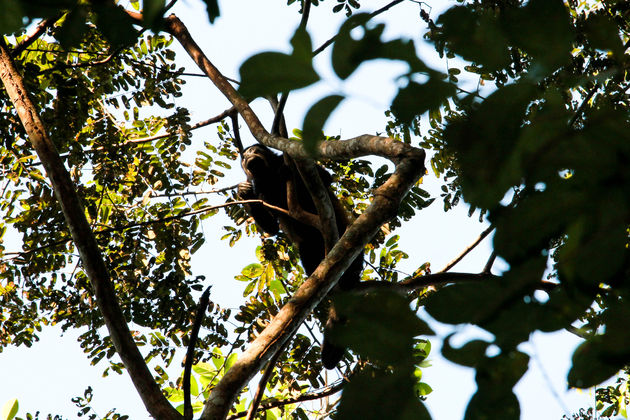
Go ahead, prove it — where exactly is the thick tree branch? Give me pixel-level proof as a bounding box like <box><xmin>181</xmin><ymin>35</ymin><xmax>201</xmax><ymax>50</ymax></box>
<box><xmin>0</xmin><ymin>39</ymin><xmax>182</xmax><ymax>420</ymax></box>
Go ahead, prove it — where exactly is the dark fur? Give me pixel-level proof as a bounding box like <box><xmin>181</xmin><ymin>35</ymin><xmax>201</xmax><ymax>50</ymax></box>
<box><xmin>237</xmin><ymin>144</ymin><xmax>362</xmax><ymax>368</ymax></box>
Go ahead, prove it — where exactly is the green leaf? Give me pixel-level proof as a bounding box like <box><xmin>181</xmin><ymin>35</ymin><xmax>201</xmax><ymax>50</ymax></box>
<box><xmin>330</xmin><ymin>290</ymin><xmax>433</xmax><ymax>366</ymax></box>
<box><xmin>583</xmin><ymin>13</ymin><xmax>624</xmax><ymax>57</ymax></box>
<box><xmin>443</xmin><ymin>82</ymin><xmax>537</xmax><ymax>209</ymax></box>
<box><xmin>502</xmin><ymin>0</ymin><xmax>572</xmax><ymax>69</ymax></box>
<box><xmin>1</xmin><ymin>398</ymin><xmax>18</xmax><ymax>420</ymax></box>
<box><xmin>225</xmin><ymin>353</ymin><xmax>238</xmax><ymax>370</ymax></box>
<box><xmin>337</xmin><ymin>369</ymin><xmax>432</xmax><ymax>420</ymax></box>
<box><xmin>58</xmin><ymin>5</ymin><xmax>89</xmax><ymax>48</ymax></box>
<box><xmin>441</xmin><ymin>337</ymin><xmax>490</xmax><ymax>368</ymax></box>
<box><xmin>302</xmin><ymin>95</ymin><xmax>344</xmax><ymax>156</ymax></box>
<box><xmin>332</xmin><ymin>13</ymin><xmax>426</xmax><ymax>80</ymax></box>
<box><xmin>241</xmin><ymin>263</ymin><xmax>263</xmax><ymax>278</ymax></box>
<box><xmin>568</xmin><ymin>339</ymin><xmax>625</xmax><ymax>389</ymax></box>
<box><xmin>437</xmin><ymin>6</ymin><xmax>510</xmax><ymax>71</ymax></box>
<box><xmin>0</xmin><ymin>0</ymin><xmax>23</xmax><ymax>35</ymax></box>
<box><xmin>238</xmin><ymin>28</ymin><xmax>319</xmax><ymax>99</ymax></box>
<box><xmin>142</xmin><ymin>0</ymin><xmax>166</xmax><ymax>31</ymax></box>
<box><xmin>465</xmin><ymin>351</ymin><xmax>528</xmax><ymax>419</ymax></box>
<box><xmin>465</xmin><ymin>388</ymin><xmax>520</xmax><ymax>420</ymax></box>
<box><xmin>392</xmin><ymin>78</ymin><xmax>455</xmax><ymax>124</ymax></box>
<box><xmin>93</xmin><ymin>4</ymin><xmax>138</xmax><ymax>47</ymax></box>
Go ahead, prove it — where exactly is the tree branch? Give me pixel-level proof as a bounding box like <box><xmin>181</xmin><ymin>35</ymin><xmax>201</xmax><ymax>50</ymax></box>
<box><xmin>12</xmin><ymin>14</ymin><xmax>63</xmax><ymax>57</ymax></box>
<box><xmin>312</xmin><ymin>0</ymin><xmax>405</xmax><ymax>56</ymax></box>
<box><xmin>185</xmin><ymin>286</ymin><xmax>212</xmax><ymax>420</ymax></box>
<box><xmin>0</xmin><ymin>39</ymin><xmax>182</xmax><ymax>420</ymax></box>
<box><xmin>295</xmin><ymin>159</ymin><xmax>339</xmax><ymax>252</ymax></box>
<box><xmin>244</xmin><ymin>346</ymin><xmax>283</xmax><ymax>420</ymax></box>
<box><xmin>227</xmin><ymin>380</ymin><xmax>346</xmax><ymax>420</ymax></box>
<box><xmin>439</xmin><ymin>225</ymin><xmax>494</xmax><ymax>273</ymax></box>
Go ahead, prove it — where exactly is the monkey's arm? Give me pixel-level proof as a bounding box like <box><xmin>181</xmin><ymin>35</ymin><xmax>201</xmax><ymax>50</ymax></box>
<box><xmin>237</xmin><ymin>181</ymin><xmax>280</xmax><ymax>235</ymax></box>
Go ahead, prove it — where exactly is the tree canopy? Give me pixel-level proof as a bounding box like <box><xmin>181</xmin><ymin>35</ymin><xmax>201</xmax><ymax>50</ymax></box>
<box><xmin>0</xmin><ymin>0</ymin><xmax>628</xmax><ymax>419</ymax></box>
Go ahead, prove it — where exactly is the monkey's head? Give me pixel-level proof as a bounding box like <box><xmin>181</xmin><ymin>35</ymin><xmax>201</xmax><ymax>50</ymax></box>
<box><xmin>241</xmin><ymin>145</ymin><xmax>278</xmax><ymax>179</ymax></box>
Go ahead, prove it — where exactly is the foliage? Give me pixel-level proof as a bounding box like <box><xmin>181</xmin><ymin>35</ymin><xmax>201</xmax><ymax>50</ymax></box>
<box><xmin>0</xmin><ymin>0</ymin><xmax>629</xmax><ymax>419</ymax></box>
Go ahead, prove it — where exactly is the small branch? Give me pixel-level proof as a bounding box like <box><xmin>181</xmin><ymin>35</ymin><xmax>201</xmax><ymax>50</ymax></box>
<box><xmin>269</xmin><ymin>94</ymin><xmax>289</xmax><ymax>138</ymax></box>
<box><xmin>244</xmin><ymin>347</ymin><xmax>283</xmax><ymax>420</ymax></box>
<box><xmin>482</xmin><ymin>251</ymin><xmax>497</xmax><ymax>274</ymax></box>
<box><xmin>231</xmin><ymin>112</ymin><xmax>244</xmax><ymax>154</ymax></box>
<box><xmin>299</xmin><ymin>0</ymin><xmax>312</xmax><ymax>30</ymax></box>
<box><xmin>357</xmin><ymin>272</ymin><xmax>558</xmax><ymax>294</ymax></box>
<box><xmin>439</xmin><ymin>225</ymin><xmax>494</xmax><ymax>273</ymax></box>
<box><xmin>126</xmin><ymin>107</ymin><xmax>235</xmax><ymax>145</ymax></box>
<box><xmin>13</xmin><ymin>15</ymin><xmax>63</xmax><ymax>56</ymax></box>
<box><xmin>312</xmin><ymin>0</ymin><xmax>404</xmax><ymax>56</ymax></box>
<box><xmin>185</xmin><ymin>286</ymin><xmax>212</xmax><ymax>420</ymax></box>
<box><xmin>227</xmin><ymin>380</ymin><xmax>346</xmax><ymax>420</ymax></box>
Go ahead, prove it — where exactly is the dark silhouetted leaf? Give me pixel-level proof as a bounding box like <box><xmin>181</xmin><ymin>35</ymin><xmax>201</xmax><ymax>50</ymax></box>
<box><xmin>302</xmin><ymin>95</ymin><xmax>344</xmax><ymax>156</ymax></box>
<box><xmin>392</xmin><ymin>78</ymin><xmax>455</xmax><ymax>124</ymax></box>
<box><xmin>201</xmin><ymin>0</ymin><xmax>220</xmax><ymax>23</ymax></box>
<box><xmin>239</xmin><ymin>28</ymin><xmax>319</xmax><ymax>99</ymax></box>
<box><xmin>330</xmin><ymin>290</ymin><xmax>433</xmax><ymax>366</ymax></box>
<box><xmin>337</xmin><ymin>369</ymin><xmax>432</xmax><ymax>420</ymax></box>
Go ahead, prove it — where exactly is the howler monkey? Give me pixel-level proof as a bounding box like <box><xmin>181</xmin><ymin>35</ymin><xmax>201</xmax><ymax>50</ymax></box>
<box><xmin>237</xmin><ymin>144</ymin><xmax>362</xmax><ymax>369</ymax></box>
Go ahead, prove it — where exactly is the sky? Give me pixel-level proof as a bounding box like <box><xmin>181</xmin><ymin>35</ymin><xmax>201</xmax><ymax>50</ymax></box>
<box><xmin>0</xmin><ymin>0</ymin><xmax>601</xmax><ymax>419</ymax></box>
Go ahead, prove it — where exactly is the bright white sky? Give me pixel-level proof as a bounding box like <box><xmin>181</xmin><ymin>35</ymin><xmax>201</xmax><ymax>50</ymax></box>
<box><xmin>0</xmin><ymin>0</ymin><xmax>596</xmax><ymax>419</ymax></box>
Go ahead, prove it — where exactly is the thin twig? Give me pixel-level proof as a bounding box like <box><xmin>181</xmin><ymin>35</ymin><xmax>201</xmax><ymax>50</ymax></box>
<box><xmin>244</xmin><ymin>348</ymin><xmax>283</xmax><ymax>420</ymax></box>
<box><xmin>482</xmin><ymin>251</ymin><xmax>497</xmax><ymax>274</ymax></box>
<box><xmin>126</xmin><ymin>107</ymin><xmax>235</xmax><ymax>145</ymax></box>
<box><xmin>439</xmin><ymin>225</ymin><xmax>494</xmax><ymax>273</ymax></box>
<box><xmin>184</xmin><ymin>286</ymin><xmax>212</xmax><ymax>420</ymax></box>
<box><xmin>227</xmin><ymin>380</ymin><xmax>346</xmax><ymax>420</ymax></box>
<box><xmin>231</xmin><ymin>112</ymin><xmax>244</xmax><ymax>154</ymax></box>
<box><xmin>312</xmin><ymin>0</ymin><xmax>404</xmax><ymax>56</ymax></box>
